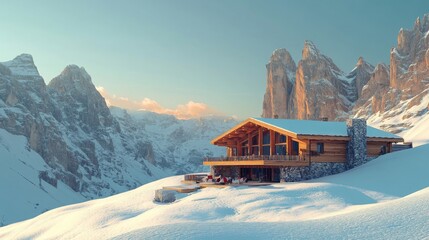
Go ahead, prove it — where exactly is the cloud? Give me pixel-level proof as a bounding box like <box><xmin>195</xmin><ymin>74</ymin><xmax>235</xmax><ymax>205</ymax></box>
<box><xmin>96</xmin><ymin>86</ymin><xmax>221</xmax><ymax>119</ymax></box>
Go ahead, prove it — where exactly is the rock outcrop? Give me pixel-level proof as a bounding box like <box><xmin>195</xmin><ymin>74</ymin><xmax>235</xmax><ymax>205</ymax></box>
<box><xmin>263</xmin><ymin>41</ymin><xmax>354</xmax><ymax>120</ymax></box>
<box><xmin>354</xmin><ymin>14</ymin><xmax>429</xmax><ymax>133</ymax></box>
<box><xmin>0</xmin><ymin>55</ymin><xmax>237</xmax><ymax>199</ymax></box>
<box><xmin>262</xmin><ymin>49</ymin><xmax>296</xmax><ymax>118</ymax></box>
<box><xmin>262</xmin><ymin>14</ymin><xmax>429</xmax><ymax>134</ymax></box>
<box><xmin>347</xmin><ymin>57</ymin><xmax>375</xmax><ymax>100</ymax></box>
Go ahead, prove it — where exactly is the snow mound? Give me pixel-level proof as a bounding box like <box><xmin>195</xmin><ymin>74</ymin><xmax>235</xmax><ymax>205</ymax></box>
<box><xmin>1</xmin><ymin>144</ymin><xmax>429</xmax><ymax>239</ymax></box>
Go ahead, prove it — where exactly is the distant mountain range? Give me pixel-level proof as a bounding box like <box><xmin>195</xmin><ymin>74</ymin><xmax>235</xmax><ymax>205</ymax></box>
<box><xmin>262</xmin><ymin>14</ymin><xmax>429</xmax><ymax>136</ymax></box>
<box><xmin>0</xmin><ymin>55</ymin><xmax>236</xmax><ymax>224</ymax></box>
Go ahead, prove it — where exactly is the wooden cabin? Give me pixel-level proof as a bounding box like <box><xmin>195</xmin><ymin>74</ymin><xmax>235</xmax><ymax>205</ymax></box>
<box><xmin>203</xmin><ymin>118</ymin><xmax>404</xmax><ymax>182</ymax></box>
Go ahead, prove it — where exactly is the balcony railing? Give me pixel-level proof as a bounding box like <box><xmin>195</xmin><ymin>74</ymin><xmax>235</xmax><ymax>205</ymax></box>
<box><xmin>204</xmin><ymin>154</ymin><xmax>307</xmax><ymax>162</ymax></box>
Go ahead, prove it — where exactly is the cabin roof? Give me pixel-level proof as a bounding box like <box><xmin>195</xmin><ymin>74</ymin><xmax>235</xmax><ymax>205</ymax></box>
<box><xmin>211</xmin><ymin>117</ymin><xmax>403</xmax><ymax>145</ymax></box>
<box><xmin>253</xmin><ymin>118</ymin><xmax>401</xmax><ymax>139</ymax></box>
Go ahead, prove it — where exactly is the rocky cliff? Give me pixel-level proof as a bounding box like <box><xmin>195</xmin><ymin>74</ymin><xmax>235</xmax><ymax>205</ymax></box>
<box><xmin>262</xmin><ymin>14</ymin><xmax>429</xmax><ymax>135</ymax></box>
<box><xmin>262</xmin><ymin>49</ymin><xmax>296</xmax><ymax>119</ymax></box>
<box><xmin>0</xmin><ymin>56</ymin><xmax>236</xmax><ymax>200</ymax></box>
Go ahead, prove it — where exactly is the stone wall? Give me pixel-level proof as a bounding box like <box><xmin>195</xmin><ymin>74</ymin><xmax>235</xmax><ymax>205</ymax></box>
<box><xmin>280</xmin><ymin>162</ymin><xmax>346</xmax><ymax>182</ymax></box>
<box><xmin>346</xmin><ymin>118</ymin><xmax>367</xmax><ymax>169</ymax></box>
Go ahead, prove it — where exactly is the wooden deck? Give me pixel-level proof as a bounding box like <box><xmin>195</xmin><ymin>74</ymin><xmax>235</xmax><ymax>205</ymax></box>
<box><xmin>203</xmin><ymin>159</ymin><xmax>310</xmax><ymax>167</ymax></box>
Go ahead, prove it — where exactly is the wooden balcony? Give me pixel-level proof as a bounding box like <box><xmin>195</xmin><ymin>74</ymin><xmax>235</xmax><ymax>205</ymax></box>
<box><xmin>203</xmin><ymin>155</ymin><xmax>310</xmax><ymax>167</ymax></box>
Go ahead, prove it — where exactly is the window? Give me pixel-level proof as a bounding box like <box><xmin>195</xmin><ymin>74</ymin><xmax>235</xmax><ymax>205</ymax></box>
<box><xmin>262</xmin><ymin>146</ymin><xmax>270</xmax><ymax>155</ymax></box>
<box><xmin>252</xmin><ymin>146</ymin><xmax>259</xmax><ymax>155</ymax></box>
<box><xmin>276</xmin><ymin>145</ymin><xmax>286</xmax><ymax>155</ymax></box>
<box><xmin>316</xmin><ymin>143</ymin><xmax>324</xmax><ymax>154</ymax></box>
<box><xmin>252</xmin><ymin>135</ymin><xmax>258</xmax><ymax>145</ymax></box>
<box><xmin>279</xmin><ymin>134</ymin><xmax>287</xmax><ymax>143</ymax></box>
<box><xmin>263</xmin><ymin>132</ymin><xmax>270</xmax><ymax>144</ymax></box>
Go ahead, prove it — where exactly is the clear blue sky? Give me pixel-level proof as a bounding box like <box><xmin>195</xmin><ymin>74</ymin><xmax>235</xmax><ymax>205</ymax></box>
<box><xmin>1</xmin><ymin>1</ymin><xmax>428</xmax><ymax>118</ymax></box>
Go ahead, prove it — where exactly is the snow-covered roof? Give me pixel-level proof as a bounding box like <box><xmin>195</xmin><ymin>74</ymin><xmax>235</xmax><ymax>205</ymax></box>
<box><xmin>252</xmin><ymin>117</ymin><xmax>402</xmax><ymax>139</ymax></box>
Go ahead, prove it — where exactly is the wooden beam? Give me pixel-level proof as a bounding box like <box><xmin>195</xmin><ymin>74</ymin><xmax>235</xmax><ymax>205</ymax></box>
<box><xmin>248</xmin><ymin>133</ymin><xmax>252</xmax><ymax>155</ymax></box>
<box><xmin>270</xmin><ymin>130</ymin><xmax>275</xmax><ymax>156</ymax></box>
<box><xmin>367</xmin><ymin>137</ymin><xmax>404</xmax><ymax>142</ymax></box>
<box><xmin>250</xmin><ymin>118</ymin><xmax>299</xmax><ymax>138</ymax></box>
<box><xmin>203</xmin><ymin>160</ymin><xmax>310</xmax><ymax>167</ymax></box>
<box><xmin>258</xmin><ymin>127</ymin><xmax>263</xmax><ymax>156</ymax></box>
<box><xmin>287</xmin><ymin>136</ymin><xmax>292</xmax><ymax>155</ymax></box>
<box><xmin>299</xmin><ymin>135</ymin><xmax>350</xmax><ymax>141</ymax></box>
<box><xmin>237</xmin><ymin>142</ymin><xmax>242</xmax><ymax>156</ymax></box>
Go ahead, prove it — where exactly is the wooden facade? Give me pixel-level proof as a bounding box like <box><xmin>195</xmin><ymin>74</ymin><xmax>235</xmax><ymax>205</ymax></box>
<box><xmin>203</xmin><ymin>118</ymin><xmax>404</xmax><ymax>181</ymax></box>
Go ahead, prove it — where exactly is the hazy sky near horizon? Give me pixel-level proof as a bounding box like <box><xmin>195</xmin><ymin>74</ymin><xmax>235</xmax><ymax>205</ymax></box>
<box><xmin>1</xmin><ymin>1</ymin><xmax>429</xmax><ymax>119</ymax></box>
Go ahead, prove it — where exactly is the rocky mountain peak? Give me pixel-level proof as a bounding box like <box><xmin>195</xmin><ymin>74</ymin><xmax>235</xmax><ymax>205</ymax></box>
<box><xmin>347</xmin><ymin>57</ymin><xmax>374</xmax><ymax>100</ymax></box>
<box><xmin>262</xmin><ymin>48</ymin><xmax>297</xmax><ymax>119</ymax></box>
<box><xmin>48</xmin><ymin>65</ymin><xmax>94</xmax><ymax>95</ymax></box>
<box><xmin>1</xmin><ymin>53</ymin><xmax>40</xmax><ymax>76</ymax></box>
<box><xmin>414</xmin><ymin>16</ymin><xmax>421</xmax><ymax>30</ymax></box>
<box><xmin>413</xmin><ymin>14</ymin><xmax>429</xmax><ymax>33</ymax></box>
<box><xmin>353</xmin><ymin>57</ymin><xmax>374</xmax><ymax>72</ymax></box>
<box><xmin>356</xmin><ymin>57</ymin><xmax>365</xmax><ymax>66</ymax></box>
<box><xmin>269</xmin><ymin>48</ymin><xmax>296</xmax><ymax>71</ymax></box>
<box><xmin>302</xmin><ymin>40</ymin><xmax>320</xmax><ymax>60</ymax></box>
<box><xmin>60</xmin><ymin>65</ymin><xmax>92</xmax><ymax>83</ymax></box>
<box><xmin>372</xmin><ymin>63</ymin><xmax>390</xmax><ymax>84</ymax></box>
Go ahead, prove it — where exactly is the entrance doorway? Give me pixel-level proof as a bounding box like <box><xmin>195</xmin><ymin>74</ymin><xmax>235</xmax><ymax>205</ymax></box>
<box><xmin>240</xmin><ymin>167</ymin><xmax>278</xmax><ymax>182</ymax></box>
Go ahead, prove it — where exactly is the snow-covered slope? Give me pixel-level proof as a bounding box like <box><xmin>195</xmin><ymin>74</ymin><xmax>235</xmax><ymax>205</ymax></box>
<box><xmin>0</xmin><ymin>129</ymin><xmax>85</xmax><ymax>226</ymax></box>
<box><xmin>1</xmin><ymin>144</ymin><xmax>428</xmax><ymax>239</ymax></box>
<box><xmin>0</xmin><ymin>54</ymin><xmax>237</xmax><ymax>226</ymax></box>
<box><xmin>366</xmin><ymin>91</ymin><xmax>429</xmax><ymax>146</ymax></box>
<box><xmin>401</xmin><ymin>112</ymin><xmax>429</xmax><ymax>146</ymax></box>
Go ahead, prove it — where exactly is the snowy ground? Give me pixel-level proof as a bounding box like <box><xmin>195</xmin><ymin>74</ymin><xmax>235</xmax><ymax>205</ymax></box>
<box><xmin>1</xmin><ymin>144</ymin><xmax>428</xmax><ymax>239</ymax></box>
<box><xmin>0</xmin><ymin>129</ymin><xmax>85</xmax><ymax>226</ymax></box>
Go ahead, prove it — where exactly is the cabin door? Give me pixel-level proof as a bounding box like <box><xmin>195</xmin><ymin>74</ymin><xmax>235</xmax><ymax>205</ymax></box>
<box><xmin>272</xmin><ymin>168</ymin><xmax>280</xmax><ymax>182</ymax></box>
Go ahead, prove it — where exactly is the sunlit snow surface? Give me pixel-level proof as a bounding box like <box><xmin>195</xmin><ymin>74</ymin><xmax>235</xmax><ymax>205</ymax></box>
<box><xmin>1</xmin><ymin>144</ymin><xmax>429</xmax><ymax>239</ymax></box>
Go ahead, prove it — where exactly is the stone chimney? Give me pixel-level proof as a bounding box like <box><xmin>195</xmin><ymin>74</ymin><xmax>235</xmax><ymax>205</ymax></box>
<box><xmin>346</xmin><ymin>118</ymin><xmax>367</xmax><ymax>169</ymax></box>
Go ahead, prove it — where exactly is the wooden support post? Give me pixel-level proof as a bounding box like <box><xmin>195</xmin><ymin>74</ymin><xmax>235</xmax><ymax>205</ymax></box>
<box><xmin>237</xmin><ymin>142</ymin><xmax>242</xmax><ymax>156</ymax></box>
<box><xmin>270</xmin><ymin>130</ymin><xmax>275</xmax><ymax>156</ymax></box>
<box><xmin>287</xmin><ymin>137</ymin><xmax>292</xmax><ymax>155</ymax></box>
<box><xmin>248</xmin><ymin>133</ymin><xmax>252</xmax><ymax>155</ymax></box>
<box><xmin>258</xmin><ymin>127</ymin><xmax>263</xmax><ymax>156</ymax></box>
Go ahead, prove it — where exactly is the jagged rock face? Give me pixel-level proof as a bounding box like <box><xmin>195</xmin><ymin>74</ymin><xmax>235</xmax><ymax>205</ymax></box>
<box><xmin>354</xmin><ymin>64</ymin><xmax>390</xmax><ymax>116</ymax></box>
<box><xmin>263</xmin><ymin>14</ymin><xmax>429</xmax><ymax>134</ymax></box>
<box><xmin>0</xmin><ymin>56</ymin><xmax>80</xmax><ymax>190</ymax></box>
<box><xmin>262</xmin><ymin>49</ymin><xmax>296</xmax><ymax>118</ymax></box>
<box><xmin>347</xmin><ymin>57</ymin><xmax>374</xmax><ymax>100</ymax></box>
<box><xmin>262</xmin><ymin>41</ymin><xmax>355</xmax><ymax>120</ymax></box>
<box><xmin>290</xmin><ymin>41</ymin><xmax>353</xmax><ymax>120</ymax></box>
<box><xmin>390</xmin><ymin>17</ymin><xmax>428</xmax><ymax>90</ymax></box>
<box><xmin>354</xmin><ymin>14</ymin><xmax>429</xmax><ymax>133</ymax></box>
<box><xmin>0</xmin><ymin>55</ymin><xmax>237</xmax><ymax>199</ymax></box>
<box><xmin>48</xmin><ymin>65</ymin><xmax>115</xmax><ymax>130</ymax></box>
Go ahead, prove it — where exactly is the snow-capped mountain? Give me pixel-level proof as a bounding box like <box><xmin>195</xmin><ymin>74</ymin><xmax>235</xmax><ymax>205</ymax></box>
<box><xmin>262</xmin><ymin>14</ymin><xmax>429</xmax><ymax>139</ymax></box>
<box><xmin>0</xmin><ymin>55</ymin><xmax>237</xmax><ymax>225</ymax></box>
